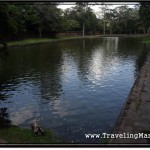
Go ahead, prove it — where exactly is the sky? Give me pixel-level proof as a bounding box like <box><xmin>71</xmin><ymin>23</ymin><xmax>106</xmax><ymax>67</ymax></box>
<box><xmin>57</xmin><ymin>2</ymin><xmax>139</xmax><ymax>17</ymax></box>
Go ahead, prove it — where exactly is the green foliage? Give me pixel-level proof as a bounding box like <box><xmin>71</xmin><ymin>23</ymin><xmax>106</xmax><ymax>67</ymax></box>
<box><xmin>62</xmin><ymin>4</ymin><xmax>98</xmax><ymax>34</ymax></box>
<box><xmin>65</xmin><ymin>20</ymin><xmax>80</xmax><ymax>31</ymax></box>
<box><xmin>0</xmin><ymin>4</ymin><xmax>16</xmax><ymax>40</ymax></box>
<box><xmin>142</xmin><ymin>39</ymin><xmax>150</xmax><ymax>44</ymax></box>
<box><xmin>8</xmin><ymin>38</ymin><xmax>53</xmax><ymax>46</ymax></box>
<box><xmin>139</xmin><ymin>2</ymin><xmax>150</xmax><ymax>33</ymax></box>
<box><xmin>34</xmin><ymin>5</ymin><xmax>62</xmax><ymax>32</ymax></box>
<box><xmin>102</xmin><ymin>5</ymin><xmax>140</xmax><ymax>34</ymax></box>
<box><xmin>0</xmin><ymin>3</ymin><xmax>62</xmax><ymax>40</ymax></box>
<box><xmin>0</xmin><ymin>125</ymin><xmax>62</xmax><ymax>143</ymax></box>
<box><xmin>0</xmin><ymin>2</ymin><xmax>149</xmax><ymax>43</ymax></box>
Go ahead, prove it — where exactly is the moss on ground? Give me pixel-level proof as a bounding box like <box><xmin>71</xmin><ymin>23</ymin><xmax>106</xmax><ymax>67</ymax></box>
<box><xmin>0</xmin><ymin>125</ymin><xmax>62</xmax><ymax>144</ymax></box>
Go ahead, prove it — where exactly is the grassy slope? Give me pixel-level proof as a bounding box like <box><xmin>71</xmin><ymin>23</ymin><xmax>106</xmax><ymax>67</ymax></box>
<box><xmin>0</xmin><ymin>126</ymin><xmax>62</xmax><ymax>144</ymax></box>
<box><xmin>8</xmin><ymin>38</ymin><xmax>53</xmax><ymax>46</ymax></box>
<box><xmin>7</xmin><ymin>36</ymin><xmax>100</xmax><ymax>47</ymax></box>
<box><xmin>7</xmin><ymin>35</ymin><xmax>150</xmax><ymax>47</ymax></box>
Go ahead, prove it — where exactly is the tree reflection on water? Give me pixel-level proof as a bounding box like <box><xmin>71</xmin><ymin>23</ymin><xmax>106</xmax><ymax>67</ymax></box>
<box><xmin>0</xmin><ymin>46</ymin><xmax>9</xmax><ymax>61</ymax></box>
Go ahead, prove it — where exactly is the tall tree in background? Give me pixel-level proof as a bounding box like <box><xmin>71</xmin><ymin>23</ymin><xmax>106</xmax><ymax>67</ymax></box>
<box><xmin>63</xmin><ymin>3</ymin><xmax>98</xmax><ymax>36</ymax></box>
<box><xmin>65</xmin><ymin>20</ymin><xmax>80</xmax><ymax>34</ymax></box>
<box><xmin>115</xmin><ymin>6</ymin><xmax>130</xmax><ymax>34</ymax></box>
<box><xmin>33</xmin><ymin>4</ymin><xmax>62</xmax><ymax>38</ymax></box>
<box><xmin>105</xmin><ymin>9</ymin><xmax>118</xmax><ymax>35</ymax></box>
<box><xmin>75</xmin><ymin>2</ymin><xmax>89</xmax><ymax>37</ymax></box>
<box><xmin>99</xmin><ymin>4</ymin><xmax>109</xmax><ymax>35</ymax></box>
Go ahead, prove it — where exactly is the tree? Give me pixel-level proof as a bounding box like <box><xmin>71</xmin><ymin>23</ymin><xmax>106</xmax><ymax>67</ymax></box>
<box><xmin>62</xmin><ymin>3</ymin><xmax>98</xmax><ymax>36</ymax></box>
<box><xmin>65</xmin><ymin>20</ymin><xmax>80</xmax><ymax>33</ymax></box>
<box><xmin>105</xmin><ymin>9</ymin><xmax>118</xmax><ymax>35</ymax></box>
<box><xmin>8</xmin><ymin>5</ymin><xmax>28</xmax><ymax>37</ymax></box>
<box><xmin>97</xmin><ymin>19</ymin><xmax>103</xmax><ymax>34</ymax></box>
<box><xmin>0</xmin><ymin>4</ymin><xmax>16</xmax><ymax>44</ymax></box>
<box><xmin>74</xmin><ymin>2</ymin><xmax>89</xmax><ymax>36</ymax></box>
<box><xmin>110</xmin><ymin>5</ymin><xmax>140</xmax><ymax>34</ymax></box>
<box><xmin>126</xmin><ymin>6</ymin><xmax>140</xmax><ymax>34</ymax></box>
<box><xmin>139</xmin><ymin>2</ymin><xmax>150</xmax><ymax>34</ymax></box>
<box><xmin>98</xmin><ymin>4</ymin><xmax>109</xmax><ymax>35</ymax></box>
<box><xmin>115</xmin><ymin>6</ymin><xmax>130</xmax><ymax>34</ymax></box>
<box><xmin>32</xmin><ymin>4</ymin><xmax>62</xmax><ymax>38</ymax></box>
<box><xmin>84</xmin><ymin>7</ymin><xmax>98</xmax><ymax>35</ymax></box>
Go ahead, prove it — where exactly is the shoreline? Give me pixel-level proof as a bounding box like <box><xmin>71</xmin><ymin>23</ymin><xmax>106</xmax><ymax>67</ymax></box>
<box><xmin>109</xmin><ymin>51</ymin><xmax>150</xmax><ymax>144</ymax></box>
<box><xmin>7</xmin><ymin>35</ymin><xmax>100</xmax><ymax>48</ymax></box>
<box><xmin>0</xmin><ymin>125</ymin><xmax>62</xmax><ymax>144</ymax></box>
<box><xmin>5</xmin><ymin>34</ymin><xmax>150</xmax><ymax>48</ymax></box>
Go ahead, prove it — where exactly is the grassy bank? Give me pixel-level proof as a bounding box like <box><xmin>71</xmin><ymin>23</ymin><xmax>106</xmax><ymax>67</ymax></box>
<box><xmin>8</xmin><ymin>38</ymin><xmax>54</xmax><ymax>47</ymax></box>
<box><xmin>143</xmin><ymin>39</ymin><xmax>150</xmax><ymax>44</ymax></box>
<box><xmin>0</xmin><ymin>125</ymin><xmax>62</xmax><ymax>144</ymax></box>
<box><xmin>7</xmin><ymin>34</ymin><xmax>150</xmax><ymax>48</ymax></box>
<box><xmin>7</xmin><ymin>36</ymin><xmax>99</xmax><ymax>47</ymax></box>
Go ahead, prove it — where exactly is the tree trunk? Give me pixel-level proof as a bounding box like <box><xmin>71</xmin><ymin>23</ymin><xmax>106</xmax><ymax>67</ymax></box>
<box><xmin>125</xmin><ymin>22</ymin><xmax>127</xmax><ymax>34</ymax></box>
<box><xmin>109</xmin><ymin>20</ymin><xmax>112</xmax><ymax>35</ymax></box>
<box><xmin>103</xmin><ymin>15</ymin><xmax>105</xmax><ymax>35</ymax></box>
<box><xmin>82</xmin><ymin>22</ymin><xmax>85</xmax><ymax>37</ymax></box>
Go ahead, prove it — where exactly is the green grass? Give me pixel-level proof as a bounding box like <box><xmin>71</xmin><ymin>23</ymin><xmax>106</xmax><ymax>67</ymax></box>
<box><xmin>142</xmin><ymin>39</ymin><xmax>150</xmax><ymax>44</ymax></box>
<box><xmin>100</xmin><ymin>138</ymin><xmax>109</xmax><ymax>144</ymax></box>
<box><xmin>7</xmin><ymin>36</ymin><xmax>100</xmax><ymax>47</ymax></box>
<box><xmin>0</xmin><ymin>125</ymin><xmax>62</xmax><ymax>144</ymax></box>
<box><xmin>6</xmin><ymin>35</ymin><xmax>150</xmax><ymax>47</ymax></box>
<box><xmin>7</xmin><ymin>37</ymin><xmax>81</xmax><ymax>47</ymax></box>
<box><xmin>8</xmin><ymin>38</ymin><xmax>55</xmax><ymax>46</ymax></box>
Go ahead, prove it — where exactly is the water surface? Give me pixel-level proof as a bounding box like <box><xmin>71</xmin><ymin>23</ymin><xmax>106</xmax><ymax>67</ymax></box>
<box><xmin>0</xmin><ymin>37</ymin><xmax>149</xmax><ymax>143</ymax></box>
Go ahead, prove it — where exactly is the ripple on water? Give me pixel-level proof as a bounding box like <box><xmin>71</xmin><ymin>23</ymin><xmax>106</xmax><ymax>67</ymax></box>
<box><xmin>0</xmin><ymin>37</ymin><xmax>148</xmax><ymax>143</ymax></box>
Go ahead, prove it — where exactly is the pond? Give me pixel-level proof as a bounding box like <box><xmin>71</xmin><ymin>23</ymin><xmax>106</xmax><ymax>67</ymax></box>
<box><xmin>0</xmin><ymin>37</ymin><xmax>149</xmax><ymax>143</ymax></box>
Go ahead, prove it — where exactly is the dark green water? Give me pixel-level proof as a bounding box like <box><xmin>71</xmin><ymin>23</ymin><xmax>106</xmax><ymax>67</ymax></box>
<box><xmin>0</xmin><ymin>37</ymin><xmax>149</xmax><ymax>143</ymax></box>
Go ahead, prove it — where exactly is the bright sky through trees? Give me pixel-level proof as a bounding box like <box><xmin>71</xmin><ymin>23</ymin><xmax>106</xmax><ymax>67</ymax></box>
<box><xmin>57</xmin><ymin>2</ymin><xmax>138</xmax><ymax>18</ymax></box>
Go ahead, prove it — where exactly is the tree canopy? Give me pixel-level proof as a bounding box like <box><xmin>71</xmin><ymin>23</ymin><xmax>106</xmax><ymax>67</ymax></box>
<box><xmin>0</xmin><ymin>2</ymin><xmax>150</xmax><ymax>43</ymax></box>
<box><xmin>139</xmin><ymin>2</ymin><xmax>150</xmax><ymax>33</ymax></box>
